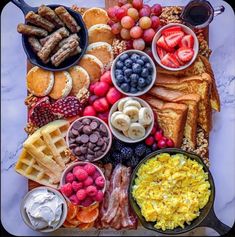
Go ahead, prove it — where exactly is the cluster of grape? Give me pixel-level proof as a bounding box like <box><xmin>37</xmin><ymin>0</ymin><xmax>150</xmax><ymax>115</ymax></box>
<box><xmin>108</xmin><ymin>0</ymin><xmax>162</xmax><ymax>50</ymax></box>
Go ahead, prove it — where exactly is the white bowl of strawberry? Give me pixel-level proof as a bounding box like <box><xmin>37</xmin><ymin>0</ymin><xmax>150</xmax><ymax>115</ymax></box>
<box><xmin>60</xmin><ymin>162</ymin><xmax>106</xmax><ymax>207</ymax></box>
<box><xmin>152</xmin><ymin>23</ymin><xmax>199</xmax><ymax>70</ymax></box>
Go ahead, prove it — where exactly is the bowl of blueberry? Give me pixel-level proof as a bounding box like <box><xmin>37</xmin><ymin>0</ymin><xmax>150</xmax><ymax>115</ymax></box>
<box><xmin>111</xmin><ymin>50</ymin><xmax>156</xmax><ymax>96</ymax></box>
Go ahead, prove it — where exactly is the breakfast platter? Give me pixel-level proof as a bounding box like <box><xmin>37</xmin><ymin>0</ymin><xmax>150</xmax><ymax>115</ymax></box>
<box><xmin>10</xmin><ymin>0</ymin><xmax>232</xmax><ymax>235</ymax></box>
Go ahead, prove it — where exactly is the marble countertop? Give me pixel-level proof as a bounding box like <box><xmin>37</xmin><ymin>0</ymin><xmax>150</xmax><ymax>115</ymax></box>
<box><xmin>1</xmin><ymin>0</ymin><xmax>235</xmax><ymax>236</ymax></box>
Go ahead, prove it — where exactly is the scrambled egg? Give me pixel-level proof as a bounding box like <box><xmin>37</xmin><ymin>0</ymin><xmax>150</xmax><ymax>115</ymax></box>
<box><xmin>132</xmin><ymin>153</ymin><xmax>211</xmax><ymax>231</ymax></box>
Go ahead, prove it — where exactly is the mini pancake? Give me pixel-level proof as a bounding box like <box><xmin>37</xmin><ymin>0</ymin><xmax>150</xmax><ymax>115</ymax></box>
<box><xmin>86</xmin><ymin>42</ymin><xmax>114</xmax><ymax>70</ymax></box>
<box><xmin>78</xmin><ymin>54</ymin><xmax>104</xmax><ymax>83</ymax></box>
<box><xmin>27</xmin><ymin>66</ymin><xmax>54</xmax><ymax>96</ymax></box>
<box><xmin>82</xmin><ymin>8</ymin><xmax>109</xmax><ymax>29</ymax></box>
<box><xmin>88</xmin><ymin>24</ymin><xmax>114</xmax><ymax>45</ymax></box>
<box><xmin>68</xmin><ymin>66</ymin><xmax>90</xmax><ymax>96</ymax></box>
<box><xmin>49</xmin><ymin>71</ymin><xmax>72</xmax><ymax>100</ymax></box>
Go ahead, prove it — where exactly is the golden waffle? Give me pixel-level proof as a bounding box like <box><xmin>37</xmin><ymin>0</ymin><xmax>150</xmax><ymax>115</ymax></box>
<box><xmin>15</xmin><ymin>148</ymin><xmax>58</xmax><ymax>188</ymax></box>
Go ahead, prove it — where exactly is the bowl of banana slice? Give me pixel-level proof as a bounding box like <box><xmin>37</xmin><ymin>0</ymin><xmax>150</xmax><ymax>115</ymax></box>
<box><xmin>108</xmin><ymin>97</ymin><xmax>154</xmax><ymax>143</ymax></box>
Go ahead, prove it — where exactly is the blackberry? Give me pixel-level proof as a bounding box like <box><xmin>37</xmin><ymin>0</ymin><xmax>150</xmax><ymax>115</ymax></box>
<box><xmin>112</xmin><ymin>152</ymin><xmax>123</xmax><ymax>165</ymax></box>
<box><xmin>134</xmin><ymin>143</ymin><xmax>146</xmax><ymax>157</ymax></box>
<box><xmin>113</xmin><ymin>139</ymin><xmax>125</xmax><ymax>151</ymax></box>
<box><xmin>102</xmin><ymin>152</ymin><xmax>112</xmax><ymax>164</ymax></box>
<box><xmin>120</xmin><ymin>147</ymin><xmax>133</xmax><ymax>159</ymax></box>
<box><xmin>126</xmin><ymin>156</ymin><xmax>139</xmax><ymax>168</ymax></box>
<box><xmin>145</xmin><ymin>147</ymin><xmax>153</xmax><ymax>156</ymax></box>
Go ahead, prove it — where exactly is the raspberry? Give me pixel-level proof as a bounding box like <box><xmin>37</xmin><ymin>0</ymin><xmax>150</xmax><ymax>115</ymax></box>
<box><xmin>83</xmin><ymin>163</ymin><xmax>96</xmax><ymax>176</ymax></box>
<box><xmin>80</xmin><ymin>197</ymin><xmax>94</xmax><ymax>207</ymax></box>
<box><xmin>71</xmin><ymin>181</ymin><xmax>83</xmax><ymax>192</ymax></box>
<box><xmin>60</xmin><ymin>183</ymin><xmax>73</xmax><ymax>197</ymax></box>
<box><xmin>65</xmin><ymin>172</ymin><xmax>75</xmax><ymax>183</ymax></box>
<box><xmin>86</xmin><ymin>185</ymin><xmax>98</xmax><ymax>197</ymax></box>
<box><xmin>95</xmin><ymin>176</ymin><xmax>105</xmax><ymax>188</ymax></box>
<box><xmin>93</xmin><ymin>190</ymin><xmax>104</xmax><ymax>202</ymax></box>
<box><xmin>74</xmin><ymin>169</ymin><xmax>88</xmax><ymax>181</ymax></box>
<box><xmin>83</xmin><ymin>176</ymin><xmax>93</xmax><ymax>187</ymax></box>
<box><xmin>69</xmin><ymin>194</ymin><xmax>80</xmax><ymax>205</ymax></box>
<box><xmin>73</xmin><ymin>166</ymin><xmax>84</xmax><ymax>175</ymax></box>
<box><xmin>76</xmin><ymin>189</ymin><xmax>87</xmax><ymax>201</ymax></box>
<box><xmin>91</xmin><ymin>171</ymin><xmax>101</xmax><ymax>180</ymax></box>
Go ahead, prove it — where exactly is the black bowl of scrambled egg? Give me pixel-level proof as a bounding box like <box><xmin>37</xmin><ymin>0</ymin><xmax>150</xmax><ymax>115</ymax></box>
<box><xmin>129</xmin><ymin>148</ymin><xmax>231</xmax><ymax>235</ymax></box>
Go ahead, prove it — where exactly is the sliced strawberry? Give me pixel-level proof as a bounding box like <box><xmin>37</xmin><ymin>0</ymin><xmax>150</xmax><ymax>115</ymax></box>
<box><xmin>161</xmin><ymin>26</ymin><xmax>182</xmax><ymax>36</ymax></box>
<box><xmin>161</xmin><ymin>53</ymin><xmax>180</xmax><ymax>68</ymax></box>
<box><xmin>174</xmin><ymin>51</ymin><xmax>185</xmax><ymax>66</ymax></box>
<box><xmin>179</xmin><ymin>35</ymin><xmax>194</xmax><ymax>48</ymax></box>
<box><xmin>176</xmin><ymin>47</ymin><xmax>194</xmax><ymax>62</ymax></box>
<box><xmin>156</xmin><ymin>36</ymin><xmax>174</xmax><ymax>52</ymax></box>
<box><xmin>157</xmin><ymin>46</ymin><xmax>167</xmax><ymax>59</ymax></box>
<box><xmin>165</xmin><ymin>31</ymin><xmax>184</xmax><ymax>48</ymax></box>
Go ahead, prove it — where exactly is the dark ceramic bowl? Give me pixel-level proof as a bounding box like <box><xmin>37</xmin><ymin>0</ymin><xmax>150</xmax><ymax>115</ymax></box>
<box><xmin>129</xmin><ymin>148</ymin><xmax>231</xmax><ymax>235</ymax></box>
<box><xmin>11</xmin><ymin>0</ymin><xmax>88</xmax><ymax>71</ymax></box>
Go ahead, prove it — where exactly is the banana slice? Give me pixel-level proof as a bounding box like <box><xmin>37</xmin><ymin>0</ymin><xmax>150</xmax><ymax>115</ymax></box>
<box><xmin>123</xmin><ymin>129</ymin><xmax>129</xmax><ymax>137</ymax></box>
<box><xmin>139</xmin><ymin>107</ymin><xmax>153</xmax><ymax>126</ymax></box>
<box><xmin>127</xmin><ymin>123</ymin><xmax>146</xmax><ymax>140</ymax></box>
<box><xmin>118</xmin><ymin>97</ymin><xmax>132</xmax><ymax>111</ymax></box>
<box><xmin>123</xmin><ymin>99</ymin><xmax>141</xmax><ymax>110</ymax></box>
<box><xmin>110</xmin><ymin>111</ymin><xmax>123</xmax><ymax>123</ymax></box>
<box><xmin>111</xmin><ymin>113</ymin><xmax>131</xmax><ymax>131</ymax></box>
<box><xmin>123</xmin><ymin>106</ymin><xmax>139</xmax><ymax>122</ymax></box>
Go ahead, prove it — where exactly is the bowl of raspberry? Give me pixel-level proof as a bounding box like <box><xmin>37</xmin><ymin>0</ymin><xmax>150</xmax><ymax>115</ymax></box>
<box><xmin>152</xmin><ymin>23</ymin><xmax>199</xmax><ymax>71</ymax></box>
<box><xmin>60</xmin><ymin>162</ymin><xmax>106</xmax><ymax>207</ymax></box>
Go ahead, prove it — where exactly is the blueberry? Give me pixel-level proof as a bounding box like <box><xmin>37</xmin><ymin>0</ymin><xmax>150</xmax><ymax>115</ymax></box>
<box><xmin>119</xmin><ymin>53</ymin><xmax>129</xmax><ymax>62</ymax></box>
<box><xmin>138</xmin><ymin>77</ymin><xmax>146</xmax><ymax>87</ymax></box>
<box><xmin>131</xmin><ymin>53</ymin><xmax>140</xmax><ymax>62</ymax></box>
<box><xmin>137</xmin><ymin>86</ymin><xmax>143</xmax><ymax>91</ymax></box>
<box><xmin>136</xmin><ymin>59</ymin><xmax>144</xmax><ymax>66</ymax></box>
<box><xmin>132</xmin><ymin>63</ymin><xmax>142</xmax><ymax>74</ymax></box>
<box><xmin>115</xmin><ymin>69</ymin><xmax>123</xmax><ymax>76</ymax></box>
<box><xmin>145</xmin><ymin>62</ymin><xmax>153</xmax><ymax>73</ymax></box>
<box><xmin>123</xmin><ymin>66</ymin><xmax>127</xmax><ymax>71</ymax></box>
<box><xmin>124</xmin><ymin>68</ymin><xmax>132</xmax><ymax>77</ymax></box>
<box><xmin>124</xmin><ymin>59</ymin><xmax>133</xmax><ymax>68</ymax></box>
<box><xmin>141</xmin><ymin>68</ymin><xmax>149</xmax><ymax>78</ymax></box>
<box><xmin>116</xmin><ymin>74</ymin><xmax>124</xmax><ymax>83</ymax></box>
<box><xmin>124</xmin><ymin>77</ymin><xmax>131</xmax><ymax>83</ymax></box>
<box><xmin>130</xmin><ymin>73</ymin><xmax>139</xmax><ymax>83</ymax></box>
<box><xmin>141</xmin><ymin>55</ymin><xmax>149</xmax><ymax>62</ymax></box>
<box><xmin>116</xmin><ymin>60</ymin><xmax>124</xmax><ymax>69</ymax></box>
<box><xmin>120</xmin><ymin>83</ymin><xmax>130</xmax><ymax>93</ymax></box>
<box><xmin>146</xmin><ymin>75</ymin><xmax>152</xmax><ymax>85</ymax></box>
<box><xmin>130</xmin><ymin>81</ymin><xmax>137</xmax><ymax>88</ymax></box>
<box><xmin>130</xmin><ymin>87</ymin><xmax>138</xmax><ymax>93</ymax></box>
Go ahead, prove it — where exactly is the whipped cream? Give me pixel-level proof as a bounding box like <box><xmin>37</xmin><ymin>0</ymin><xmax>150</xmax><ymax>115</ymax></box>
<box><xmin>24</xmin><ymin>189</ymin><xmax>64</xmax><ymax>230</ymax></box>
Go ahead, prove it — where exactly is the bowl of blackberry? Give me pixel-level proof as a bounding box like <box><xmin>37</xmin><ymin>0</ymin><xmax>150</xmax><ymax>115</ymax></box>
<box><xmin>111</xmin><ymin>50</ymin><xmax>156</xmax><ymax>96</ymax></box>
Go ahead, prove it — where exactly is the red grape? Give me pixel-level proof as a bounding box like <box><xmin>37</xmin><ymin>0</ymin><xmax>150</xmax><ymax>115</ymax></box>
<box><xmin>121</xmin><ymin>3</ymin><xmax>133</xmax><ymax>11</ymax></box>
<box><xmin>107</xmin><ymin>6</ymin><xmax>119</xmax><ymax>21</ymax></box>
<box><xmin>139</xmin><ymin>16</ymin><xmax>152</xmax><ymax>29</ymax></box>
<box><xmin>143</xmin><ymin>4</ymin><xmax>151</xmax><ymax>11</ymax></box>
<box><xmin>118</xmin><ymin>0</ymin><xmax>128</xmax><ymax>6</ymax></box>
<box><xmin>130</xmin><ymin>26</ymin><xmax>143</xmax><ymax>39</ymax></box>
<box><xmin>127</xmin><ymin>7</ymin><xmax>139</xmax><ymax>21</ymax></box>
<box><xmin>126</xmin><ymin>40</ymin><xmax>133</xmax><ymax>49</ymax></box>
<box><xmin>132</xmin><ymin>0</ymin><xmax>143</xmax><ymax>10</ymax></box>
<box><xmin>139</xmin><ymin>7</ymin><xmax>151</xmax><ymax>17</ymax></box>
<box><xmin>121</xmin><ymin>16</ymin><xmax>135</xmax><ymax>29</ymax></box>
<box><xmin>116</xmin><ymin>7</ymin><xmax>127</xmax><ymax>20</ymax></box>
<box><xmin>143</xmin><ymin>28</ymin><xmax>155</xmax><ymax>42</ymax></box>
<box><xmin>151</xmin><ymin>4</ymin><xmax>162</xmax><ymax>16</ymax></box>
<box><xmin>107</xmin><ymin>19</ymin><xmax>115</xmax><ymax>27</ymax></box>
<box><xmin>111</xmin><ymin>22</ymin><xmax>122</xmax><ymax>34</ymax></box>
<box><xmin>120</xmin><ymin>28</ymin><xmax>131</xmax><ymax>40</ymax></box>
<box><xmin>151</xmin><ymin>16</ymin><xmax>160</xmax><ymax>29</ymax></box>
<box><xmin>133</xmin><ymin>38</ymin><xmax>145</xmax><ymax>50</ymax></box>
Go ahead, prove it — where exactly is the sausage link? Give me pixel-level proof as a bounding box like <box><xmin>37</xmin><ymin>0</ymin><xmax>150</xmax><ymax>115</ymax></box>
<box><xmin>17</xmin><ymin>23</ymin><xmax>48</xmax><ymax>37</ymax></box>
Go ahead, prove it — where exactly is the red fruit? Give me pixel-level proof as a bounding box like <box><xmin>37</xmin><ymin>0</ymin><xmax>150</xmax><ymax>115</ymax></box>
<box><xmin>95</xmin><ymin>176</ymin><xmax>105</xmax><ymax>188</ymax></box>
<box><xmin>69</xmin><ymin>195</ymin><xmax>80</xmax><ymax>205</ymax></box>
<box><xmin>165</xmin><ymin>31</ymin><xmax>184</xmax><ymax>48</ymax></box>
<box><xmin>93</xmin><ymin>190</ymin><xmax>104</xmax><ymax>202</ymax></box>
<box><xmin>157</xmin><ymin>46</ymin><xmax>167</xmax><ymax>59</ymax></box>
<box><xmin>143</xmin><ymin>4</ymin><xmax>151</xmax><ymax>11</ymax></box>
<box><xmin>145</xmin><ymin>136</ymin><xmax>155</xmax><ymax>146</ymax></box>
<box><xmin>161</xmin><ymin>26</ymin><xmax>182</xmax><ymax>37</ymax></box>
<box><xmin>176</xmin><ymin>47</ymin><xmax>194</xmax><ymax>62</ymax></box>
<box><xmin>156</xmin><ymin>36</ymin><xmax>174</xmax><ymax>52</ymax></box>
<box><xmin>80</xmin><ymin>197</ymin><xmax>94</xmax><ymax>207</ymax></box>
<box><xmin>126</xmin><ymin>40</ymin><xmax>133</xmax><ymax>49</ymax></box>
<box><xmin>133</xmin><ymin>38</ymin><xmax>145</xmax><ymax>50</ymax></box>
<box><xmin>83</xmin><ymin>163</ymin><xmax>96</xmax><ymax>176</ymax></box>
<box><xmin>86</xmin><ymin>185</ymin><xmax>98</xmax><ymax>197</ymax></box>
<box><xmin>179</xmin><ymin>35</ymin><xmax>194</xmax><ymax>48</ymax></box>
<box><xmin>130</xmin><ymin>26</ymin><xmax>143</xmax><ymax>39</ymax></box>
<box><xmin>174</xmin><ymin>51</ymin><xmax>185</xmax><ymax>66</ymax></box>
<box><xmin>94</xmin><ymin>82</ymin><xmax>110</xmax><ymax>97</ymax></box>
<box><xmin>118</xmin><ymin>0</ymin><xmax>128</xmax><ymax>6</ymax></box>
<box><xmin>106</xmin><ymin>87</ymin><xmax>122</xmax><ymax>105</ymax></box>
<box><xmin>151</xmin><ymin>4</ymin><xmax>162</xmax><ymax>16</ymax></box>
<box><xmin>71</xmin><ymin>181</ymin><xmax>83</xmax><ymax>192</ymax></box>
<box><xmin>76</xmin><ymin>189</ymin><xmax>87</xmax><ymax>201</ymax></box>
<box><xmin>51</xmin><ymin>96</ymin><xmax>82</xmax><ymax>118</ymax></box>
<box><xmin>97</xmin><ymin>111</ymin><xmax>109</xmax><ymax>123</ymax></box>
<box><xmin>161</xmin><ymin>53</ymin><xmax>180</xmax><ymax>68</ymax></box>
<box><xmin>121</xmin><ymin>16</ymin><xmax>135</xmax><ymax>29</ymax></box>
<box><xmin>132</xmin><ymin>0</ymin><xmax>143</xmax><ymax>10</ymax></box>
<box><xmin>166</xmin><ymin>138</ymin><xmax>175</xmax><ymax>147</ymax></box>
<box><xmin>152</xmin><ymin>142</ymin><xmax>158</xmax><ymax>151</ymax></box>
<box><xmin>158</xmin><ymin>139</ymin><xmax>167</xmax><ymax>149</ymax></box>
<box><xmin>29</xmin><ymin>97</ymin><xmax>57</xmax><ymax>128</ymax></box>
<box><xmin>111</xmin><ymin>22</ymin><xmax>122</xmax><ymax>35</ymax></box>
<box><xmin>107</xmin><ymin>19</ymin><xmax>115</xmax><ymax>27</ymax></box>
<box><xmin>121</xmin><ymin>3</ymin><xmax>133</xmax><ymax>11</ymax></box>
<box><xmin>143</xmin><ymin>28</ymin><xmax>156</xmax><ymax>43</ymax></box>
<box><xmin>74</xmin><ymin>169</ymin><xmax>88</xmax><ymax>181</ymax></box>
<box><xmin>139</xmin><ymin>7</ymin><xmax>151</xmax><ymax>17</ymax></box>
<box><xmin>161</xmin><ymin>136</ymin><xmax>167</xmax><ymax>141</ymax></box>
<box><xmin>100</xmin><ymin>71</ymin><xmax>112</xmax><ymax>85</ymax></box>
<box><xmin>107</xmin><ymin>6</ymin><xmax>119</xmax><ymax>21</ymax></box>
<box><xmin>83</xmin><ymin>106</ymin><xmax>96</xmax><ymax>116</ymax></box>
<box><xmin>151</xmin><ymin>16</ymin><xmax>160</xmax><ymax>29</ymax></box>
<box><xmin>65</xmin><ymin>172</ymin><xmax>75</xmax><ymax>183</ymax></box>
<box><xmin>116</xmin><ymin>7</ymin><xmax>127</xmax><ymax>20</ymax></box>
<box><xmin>83</xmin><ymin>176</ymin><xmax>94</xmax><ymax>187</ymax></box>
<box><xmin>89</xmin><ymin>82</ymin><xmax>99</xmax><ymax>94</ymax></box>
<box><xmin>60</xmin><ymin>183</ymin><xmax>73</xmax><ymax>197</ymax></box>
<box><xmin>93</xmin><ymin>98</ymin><xmax>109</xmax><ymax>112</ymax></box>
<box><xmin>151</xmin><ymin>127</ymin><xmax>157</xmax><ymax>135</ymax></box>
<box><xmin>154</xmin><ymin>130</ymin><xmax>163</xmax><ymax>141</ymax></box>
<box><xmin>73</xmin><ymin>166</ymin><xmax>84</xmax><ymax>174</ymax></box>
<box><xmin>88</xmin><ymin>95</ymin><xmax>99</xmax><ymax>105</ymax></box>
<box><xmin>92</xmin><ymin>171</ymin><xmax>101</xmax><ymax>180</ymax></box>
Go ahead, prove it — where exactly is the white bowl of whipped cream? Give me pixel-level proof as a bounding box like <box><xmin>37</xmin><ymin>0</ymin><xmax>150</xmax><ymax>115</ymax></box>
<box><xmin>20</xmin><ymin>187</ymin><xmax>67</xmax><ymax>232</ymax></box>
